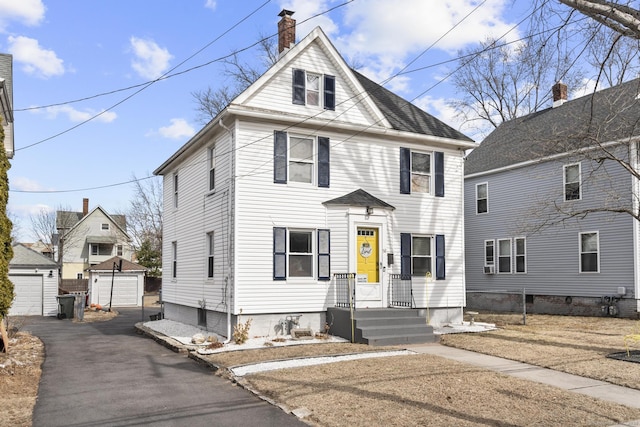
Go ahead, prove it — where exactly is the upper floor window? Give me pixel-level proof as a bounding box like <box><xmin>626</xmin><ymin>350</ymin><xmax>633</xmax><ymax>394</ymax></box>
<box><xmin>580</xmin><ymin>232</ymin><xmax>599</xmax><ymax>273</ymax></box>
<box><xmin>117</xmin><ymin>245</ymin><xmax>123</xmax><ymax>256</ymax></box>
<box><xmin>476</xmin><ymin>183</ymin><xmax>488</xmax><ymax>214</ymax></box>
<box><xmin>90</xmin><ymin>243</ymin><xmax>112</xmax><ymax>256</ymax></box>
<box><xmin>564</xmin><ymin>163</ymin><xmax>581</xmax><ymax>201</ymax></box>
<box><xmin>208</xmin><ymin>147</ymin><xmax>215</xmax><ymax>191</ymax></box>
<box><xmin>292</xmin><ymin>69</ymin><xmax>335</xmax><ymax>110</ymax></box>
<box><xmin>173</xmin><ymin>173</ymin><xmax>179</xmax><ymax>208</ymax></box>
<box><xmin>101</xmin><ymin>223</ymin><xmax>110</xmax><ymax>230</ymax></box>
<box><xmin>274</xmin><ymin>131</ymin><xmax>330</xmax><ymax>187</ymax></box>
<box><xmin>400</xmin><ymin>148</ymin><xmax>444</xmax><ymax>196</ymax></box>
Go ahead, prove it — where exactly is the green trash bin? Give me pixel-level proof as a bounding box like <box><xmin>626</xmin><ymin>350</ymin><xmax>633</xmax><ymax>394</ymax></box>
<box><xmin>57</xmin><ymin>295</ymin><xmax>75</xmax><ymax>319</ymax></box>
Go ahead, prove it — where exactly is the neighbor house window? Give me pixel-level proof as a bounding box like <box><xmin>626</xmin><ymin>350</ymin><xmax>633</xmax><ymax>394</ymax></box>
<box><xmin>273</xmin><ymin>132</ymin><xmax>330</xmax><ymax>187</ymax></box>
<box><xmin>497</xmin><ymin>238</ymin><xmax>512</xmax><ymax>273</ymax></box>
<box><xmin>273</xmin><ymin>228</ymin><xmax>331</xmax><ymax>280</ymax></box>
<box><xmin>77</xmin><ymin>273</ymin><xmax>83</xmax><ymax>279</ymax></box>
<box><xmin>400</xmin><ymin>148</ymin><xmax>444</xmax><ymax>196</ymax></box>
<box><xmin>117</xmin><ymin>245</ymin><xmax>123</xmax><ymax>256</ymax></box>
<box><xmin>172</xmin><ymin>241</ymin><xmax>177</xmax><ymax>278</ymax></box>
<box><xmin>173</xmin><ymin>173</ymin><xmax>179</xmax><ymax>208</ymax></box>
<box><xmin>580</xmin><ymin>232</ymin><xmax>599</xmax><ymax>273</ymax></box>
<box><xmin>476</xmin><ymin>183</ymin><xmax>488</xmax><ymax>214</ymax></box>
<box><xmin>484</xmin><ymin>240</ymin><xmax>495</xmax><ymax>267</ymax></box>
<box><xmin>208</xmin><ymin>147</ymin><xmax>215</xmax><ymax>191</ymax></box>
<box><xmin>515</xmin><ymin>237</ymin><xmax>526</xmax><ymax>273</ymax></box>
<box><xmin>91</xmin><ymin>243</ymin><xmax>112</xmax><ymax>256</ymax></box>
<box><xmin>292</xmin><ymin>69</ymin><xmax>335</xmax><ymax>110</ymax></box>
<box><xmin>101</xmin><ymin>223</ymin><xmax>109</xmax><ymax>230</ymax></box>
<box><xmin>564</xmin><ymin>163</ymin><xmax>581</xmax><ymax>201</ymax></box>
<box><xmin>206</xmin><ymin>232</ymin><xmax>214</xmax><ymax>278</ymax></box>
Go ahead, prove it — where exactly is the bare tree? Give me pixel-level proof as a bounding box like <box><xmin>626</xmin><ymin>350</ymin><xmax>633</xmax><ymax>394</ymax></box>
<box><xmin>30</xmin><ymin>205</ymin><xmax>84</xmax><ymax>265</ymax></box>
<box><xmin>558</xmin><ymin>0</ymin><xmax>640</xmax><ymax>39</ymax></box>
<box><xmin>192</xmin><ymin>33</ymin><xmax>278</xmax><ymax>125</ymax></box>
<box><xmin>126</xmin><ymin>175</ymin><xmax>163</xmax><ymax>252</ymax></box>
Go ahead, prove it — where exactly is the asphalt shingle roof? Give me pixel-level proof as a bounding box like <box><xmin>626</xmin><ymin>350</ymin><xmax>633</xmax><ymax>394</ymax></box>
<box><xmin>323</xmin><ymin>189</ymin><xmax>395</xmax><ymax>209</ymax></box>
<box><xmin>352</xmin><ymin>69</ymin><xmax>473</xmax><ymax>142</ymax></box>
<box><xmin>466</xmin><ymin>78</ymin><xmax>640</xmax><ymax>175</ymax></box>
<box><xmin>11</xmin><ymin>243</ymin><xmax>58</xmax><ymax>268</ymax></box>
<box><xmin>87</xmin><ymin>256</ymin><xmax>147</xmax><ymax>272</ymax></box>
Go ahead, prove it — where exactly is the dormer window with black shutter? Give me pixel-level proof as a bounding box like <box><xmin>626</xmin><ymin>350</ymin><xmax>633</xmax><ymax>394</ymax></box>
<box><xmin>292</xmin><ymin>69</ymin><xmax>335</xmax><ymax>110</ymax></box>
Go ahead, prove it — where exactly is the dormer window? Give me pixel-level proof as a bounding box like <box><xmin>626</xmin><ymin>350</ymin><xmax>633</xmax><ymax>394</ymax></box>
<box><xmin>292</xmin><ymin>69</ymin><xmax>335</xmax><ymax>110</ymax></box>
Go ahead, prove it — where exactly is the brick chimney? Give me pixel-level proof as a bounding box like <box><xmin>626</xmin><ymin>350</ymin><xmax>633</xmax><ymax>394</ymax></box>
<box><xmin>278</xmin><ymin>9</ymin><xmax>296</xmax><ymax>55</ymax></box>
<box><xmin>82</xmin><ymin>198</ymin><xmax>89</xmax><ymax>216</ymax></box>
<box><xmin>552</xmin><ymin>81</ymin><xmax>567</xmax><ymax>108</ymax></box>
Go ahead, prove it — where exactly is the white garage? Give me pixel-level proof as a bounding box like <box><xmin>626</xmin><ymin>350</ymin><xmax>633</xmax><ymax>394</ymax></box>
<box><xmin>8</xmin><ymin>244</ymin><xmax>60</xmax><ymax>316</ymax></box>
<box><xmin>87</xmin><ymin>257</ymin><xmax>147</xmax><ymax>307</ymax></box>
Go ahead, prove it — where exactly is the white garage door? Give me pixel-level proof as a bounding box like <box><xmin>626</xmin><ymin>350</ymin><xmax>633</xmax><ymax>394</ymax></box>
<box><xmin>96</xmin><ymin>274</ymin><xmax>139</xmax><ymax>306</ymax></box>
<box><xmin>9</xmin><ymin>275</ymin><xmax>43</xmax><ymax>315</ymax></box>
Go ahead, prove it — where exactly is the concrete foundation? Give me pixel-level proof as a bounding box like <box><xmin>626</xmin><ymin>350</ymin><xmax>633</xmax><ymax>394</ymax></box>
<box><xmin>466</xmin><ymin>293</ymin><xmax>640</xmax><ymax>319</ymax></box>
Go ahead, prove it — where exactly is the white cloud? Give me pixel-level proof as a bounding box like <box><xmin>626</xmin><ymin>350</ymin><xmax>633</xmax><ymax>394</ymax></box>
<box><xmin>155</xmin><ymin>118</ymin><xmax>195</xmax><ymax>139</ymax></box>
<box><xmin>11</xmin><ymin>177</ymin><xmax>52</xmax><ymax>192</ymax></box>
<box><xmin>7</xmin><ymin>35</ymin><xmax>65</xmax><ymax>78</ymax></box>
<box><xmin>129</xmin><ymin>37</ymin><xmax>173</xmax><ymax>80</ymax></box>
<box><xmin>204</xmin><ymin>0</ymin><xmax>217</xmax><ymax>11</ymax></box>
<box><xmin>33</xmin><ymin>105</ymin><xmax>117</xmax><ymax>123</ymax></box>
<box><xmin>0</xmin><ymin>0</ymin><xmax>45</xmax><ymax>31</ymax></box>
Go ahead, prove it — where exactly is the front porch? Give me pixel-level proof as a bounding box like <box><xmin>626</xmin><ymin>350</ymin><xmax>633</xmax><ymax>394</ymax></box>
<box><xmin>328</xmin><ymin>273</ymin><xmax>438</xmax><ymax>346</ymax></box>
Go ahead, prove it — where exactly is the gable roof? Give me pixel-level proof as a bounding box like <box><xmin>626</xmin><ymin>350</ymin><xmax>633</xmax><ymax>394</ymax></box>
<box><xmin>323</xmin><ymin>189</ymin><xmax>395</xmax><ymax>210</ymax></box>
<box><xmin>86</xmin><ymin>256</ymin><xmax>147</xmax><ymax>272</ymax></box>
<box><xmin>57</xmin><ymin>206</ymin><xmax>128</xmax><ymax>238</ymax></box>
<box><xmin>11</xmin><ymin>243</ymin><xmax>58</xmax><ymax>268</ymax></box>
<box><xmin>466</xmin><ymin>78</ymin><xmax>640</xmax><ymax>176</ymax></box>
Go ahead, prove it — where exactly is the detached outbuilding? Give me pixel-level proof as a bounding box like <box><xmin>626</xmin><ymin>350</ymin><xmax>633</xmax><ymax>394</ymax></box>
<box><xmin>9</xmin><ymin>243</ymin><xmax>59</xmax><ymax>316</ymax></box>
<box><xmin>87</xmin><ymin>257</ymin><xmax>147</xmax><ymax>307</ymax></box>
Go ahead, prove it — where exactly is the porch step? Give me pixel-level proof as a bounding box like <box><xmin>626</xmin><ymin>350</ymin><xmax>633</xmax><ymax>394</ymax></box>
<box><xmin>327</xmin><ymin>307</ymin><xmax>438</xmax><ymax>346</ymax></box>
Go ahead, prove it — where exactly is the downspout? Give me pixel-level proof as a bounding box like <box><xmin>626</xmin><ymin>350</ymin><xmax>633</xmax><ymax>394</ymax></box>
<box><xmin>219</xmin><ymin>117</ymin><xmax>233</xmax><ymax>343</ymax></box>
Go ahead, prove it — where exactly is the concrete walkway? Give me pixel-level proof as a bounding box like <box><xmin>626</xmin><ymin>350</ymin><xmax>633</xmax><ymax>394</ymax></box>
<box><xmin>409</xmin><ymin>343</ymin><xmax>640</xmax><ymax>411</ymax></box>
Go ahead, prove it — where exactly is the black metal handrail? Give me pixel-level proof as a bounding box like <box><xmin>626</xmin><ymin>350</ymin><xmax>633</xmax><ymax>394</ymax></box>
<box><xmin>389</xmin><ymin>274</ymin><xmax>414</xmax><ymax>308</ymax></box>
<box><xmin>334</xmin><ymin>273</ymin><xmax>356</xmax><ymax>309</ymax></box>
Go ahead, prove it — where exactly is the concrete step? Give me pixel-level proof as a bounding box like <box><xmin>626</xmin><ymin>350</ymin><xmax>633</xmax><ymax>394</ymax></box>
<box><xmin>361</xmin><ymin>324</ymin><xmax>433</xmax><ymax>338</ymax></box>
<box><xmin>365</xmin><ymin>333</ymin><xmax>439</xmax><ymax>346</ymax></box>
<box><xmin>356</xmin><ymin>317</ymin><xmax>428</xmax><ymax>327</ymax></box>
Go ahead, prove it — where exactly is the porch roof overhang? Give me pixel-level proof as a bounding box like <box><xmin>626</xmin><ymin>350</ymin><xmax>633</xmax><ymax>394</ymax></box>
<box><xmin>323</xmin><ymin>189</ymin><xmax>395</xmax><ymax>210</ymax></box>
<box><xmin>86</xmin><ymin>236</ymin><xmax>117</xmax><ymax>244</ymax></box>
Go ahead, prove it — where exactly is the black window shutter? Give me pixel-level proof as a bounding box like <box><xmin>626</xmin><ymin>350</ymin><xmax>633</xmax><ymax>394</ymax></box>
<box><xmin>400</xmin><ymin>233</ymin><xmax>411</xmax><ymax>276</ymax></box>
<box><xmin>318</xmin><ymin>136</ymin><xmax>330</xmax><ymax>188</ymax></box>
<box><xmin>274</xmin><ymin>131</ymin><xmax>287</xmax><ymax>184</ymax></box>
<box><xmin>324</xmin><ymin>75</ymin><xmax>335</xmax><ymax>110</ymax></box>
<box><xmin>318</xmin><ymin>229</ymin><xmax>330</xmax><ymax>280</ymax></box>
<box><xmin>292</xmin><ymin>69</ymin><xmax>305</xmax><ymax>105</ymax></box>
<box><xmin>400</xmin><ymin>147</ymin><xmax>411</xmax><ymax>194</ymax></box>
<box><xmin>435</xmin><ymin>151</ymin><xmax>444</xmax><ymax>197</ymax></box>
<box><xmin>436</xmin><ymin>234</ymin><xmax>445</xmax><ymax>280</ymax></box>
<box><xmin>274</xmin><ymin>227</ymin><xmax>286</xmax><ymax>280</ymax></box>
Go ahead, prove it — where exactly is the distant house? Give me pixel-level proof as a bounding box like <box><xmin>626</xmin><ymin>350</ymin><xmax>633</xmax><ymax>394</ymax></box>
<box><xmin>464</xmin><ymin>79</ymin><xmax>640</xmax><ymax>318</ymax></box>
<box><xmin>86</xmin><ymin>256</ymin><xmax>147</xmax><ymax>307</ymax></box>
<box><xmin>56</xmin><ymin>198</ymin><xmax>133</xmax><ymax>280</ymax></box>
<box><xmin>0</xmin><ymin>53</ymin><xmax>13</xmax><ymax>159</ymax></box>
<box><xmin>23</xmin><ymin>240</ymin><xmax>55</xmax><ymax>260</ymax></box>
<box><xmin>8</xmin><ymin>244</ymin><xmax>59</xmax><ymax>316</ymax></box>
<box><xmin>154</xmin><ymin>10</ymin><xmax>475</xmax><ymax>343</ymax></box>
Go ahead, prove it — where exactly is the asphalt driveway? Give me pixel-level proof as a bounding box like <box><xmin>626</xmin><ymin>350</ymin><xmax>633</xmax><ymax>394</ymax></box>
<box><xmin>25</xmin><ymin>308</ymin><xmax>305</xmax><ymax>427</ymax></box>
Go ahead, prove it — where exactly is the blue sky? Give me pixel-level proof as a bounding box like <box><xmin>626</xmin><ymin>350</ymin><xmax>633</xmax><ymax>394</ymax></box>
<box><xmin>2</xmin><ymin>0</ymin><xmax>537</xmax><ymax>241</ymax></box>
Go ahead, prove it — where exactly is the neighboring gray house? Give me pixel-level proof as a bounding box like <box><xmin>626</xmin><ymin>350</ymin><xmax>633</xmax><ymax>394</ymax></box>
<box><xmin>465</xmin><ymin>79</ymin><xmax>640</xmax><ymax>318</ymax></box>
<box><xmin>9</xmin><ymin>244</ymin><xmax>59</xmax><ymax>316</ymax></box>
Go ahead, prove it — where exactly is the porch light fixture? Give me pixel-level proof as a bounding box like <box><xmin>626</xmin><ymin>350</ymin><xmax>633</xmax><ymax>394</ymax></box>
<box><xmin>365</xmin><ymin>206</ymin><xmax>373</xmax><ymax>215</ymax></box>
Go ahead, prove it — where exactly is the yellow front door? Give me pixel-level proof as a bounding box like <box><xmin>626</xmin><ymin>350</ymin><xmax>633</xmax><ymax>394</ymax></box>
<box><xmin>357</xmin><ymin>228</ymin><xmax>378</xmax><ymax>283</ymax></box>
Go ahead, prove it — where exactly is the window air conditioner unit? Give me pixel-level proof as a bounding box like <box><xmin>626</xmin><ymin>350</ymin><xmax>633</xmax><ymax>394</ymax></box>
<box><xmin>483</xmin><ymin>265</ymin><xmax>494</xmax><ymax>274</ymax></box>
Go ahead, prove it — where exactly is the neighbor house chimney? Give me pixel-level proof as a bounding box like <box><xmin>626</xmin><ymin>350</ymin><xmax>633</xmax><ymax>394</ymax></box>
<box><xmin>552</xmin><ymin>81</ymin><xmax>567</xmax><ymax>108</ymax></box>
<box><xmin>278</xmin><ymin>9</ymin><xmax>296</xmax><ymax>54</ymax></box>
<box><xmin>82</xmin><ymin>198</ymin><xmax>89</xmax><ymax>217</ymax></box>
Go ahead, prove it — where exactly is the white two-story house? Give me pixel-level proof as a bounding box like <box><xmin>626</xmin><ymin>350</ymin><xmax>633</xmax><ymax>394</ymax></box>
<box><xmin>155</xmin><ymin>11</ymin><xmax>476</xmax><ymax>343</ymax></box>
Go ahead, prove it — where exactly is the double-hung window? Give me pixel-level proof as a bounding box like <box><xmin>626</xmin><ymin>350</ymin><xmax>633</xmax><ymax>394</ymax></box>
<box><xmin>206</xmin><ymin>232</ymin><xmax>214</xmax><ymax>278</ymax></box>
<box><xmin>273</xmin><ymin>228</ymin><xmax>331</xmax><ymax>280</ymax></box>
<box><xmin>484</xmin><ymin>240</ymin><xmax>495</xmax><ymax>267</ymax></box>
<box><xmin>497</xmin><ymin>238</ymin><xmax>512</xmax><ymax>273</ymax></box>
<box><xmin>580</xmin><ymin>232</ymin><xmax>599</xmax><ymax>273</ymax></box>
<box><xmin>515</xmin><ymin>237</ymin><xmax>526</xmax><ymax>273</ymax></box>
<box><xmin>117</xmin><ymin>245</ymin><xmax>123</xmax><ymax>256</ymax></box>
<box><xmin>476</xmin><ymin>183</ymin><xmax>488</xmax><ymax>214</ymax></box>
<box><xmin>400</xmin><ymin>148</ymin><xmax>444</xmax><ymax>196</ymax></box>
<box><xmin>292</xmin><ymin>69</ymin><xmax>335</xmax><ymax>110</ymax></box>
<box><xmin>172</xmin><ymin>241</ymin><xmax>177</xmax><ymax>279</ymax></box>
<box><xmin>274</xmin><ymin>131</ymin><xmax>330</xmax><ymax>187</ymax></box>
<box><xmin>401</xmin><ymin>233</ymin><xmax>445</xmax><ymax>279</ymax></box>
<box><xmin>208</xmin><ymin>147</ymin><xmax>215</xmax><ymax>191</ymax></box>
<box><xmin>173</xmin><ymin>173</ymin><xmax>179</xmax><ymax>208</ymax></box>
<box><xmin>564</xmin><ymin>163</ymin><xmax>581</xmax><ymax>201</ymax></box>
